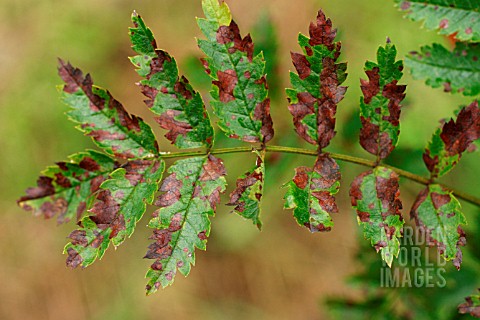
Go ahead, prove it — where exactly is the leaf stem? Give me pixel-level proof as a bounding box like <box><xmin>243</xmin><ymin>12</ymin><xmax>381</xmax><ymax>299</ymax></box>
<box><xmin>158</xmin><ymin>145</ymin><xmax>480</xmax><ymax>207</ymax></box>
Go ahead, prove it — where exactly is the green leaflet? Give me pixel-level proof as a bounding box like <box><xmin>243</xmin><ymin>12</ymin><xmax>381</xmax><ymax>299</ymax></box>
<box><xmin>411</xmin><ymin>184</ymin><xmax>467</xmax><ymax>269</ymax></box>
<box><xmin>228</xmin><ymin>150</ymin><xmax>265</xmax><ymax>229</ymax></box>
<box><xmin>145</xmin><ymin>155</ymin><xmax>227</xmax><ymax>294</ymax></box>
<box><xmin>359</xmin><ymin>43</ymin><xmax>406</xmax><ymax>160</ymax></box>
<box><xmin>423</xmin><ymin>128</ymin><xmax>460</xmax><ymax>178</ymax></box>
<box><xmin>423</xmin><ymin>101</ymin><xmax>480</xmax><ymax>178</ymax></box>
<box><xmin>284</xmin><ymin>154</ymin><xmax>341</xmax><ymax>232</ymax></box>
<box><xmin>65</xmin><ymin>159</ymin><xmax>165</xmax><ymax>268</ymax></box>
<box><xmin>58</xmin><ymin>60</ymin><xmax>159</xmax><ymax>159</ymax></box>
<box><xmin>458</xmin><ymin>289</ymin><xmax>480</xmax><ymax>317</ymax></box>
<box><xmin>18</xmin><ymin>150</ymin><xmax>117</xmax><ymax>224</ymax></box>
<box><xmin>396</xmin><ymin>0</ymin><xmax>480</xmax><ymax>42</ymax></box>
<box><xmin>350</xmin><ymin>166</ymin><xmax>404</xmax><ymax>267</ymax></box>
<box><xmin>129</xmin><ymin>13</ymin><xmax>214</xmax><ymax>149</ymax></box>
<box><xmin>197</xmin><ymin>0</ymin><xmax>274</xmax><ymax>143</ymax></box>
<box><xmin>286</xmin><ymin>10</ymin><xmax>347</xmax><ymax>148</ymax></box>
<box><xmin>406</xmin><ymin>43</ymin><xmax>480</xmax><ymax>96</ymax></box>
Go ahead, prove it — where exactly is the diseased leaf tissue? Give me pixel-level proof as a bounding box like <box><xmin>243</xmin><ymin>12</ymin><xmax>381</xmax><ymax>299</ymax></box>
<box><xmin>17</xmin><ymin>0</ymin><xmax>480</xmax><ymax>301</ymax></box>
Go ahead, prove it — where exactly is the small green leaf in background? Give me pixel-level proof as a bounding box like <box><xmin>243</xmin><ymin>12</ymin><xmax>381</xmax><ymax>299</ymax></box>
<box><xmin>145</xmin><ymin>155</ymin><xmax>227</xmax><ymax>294</ymax></box>
<box><xmin>411</xmin><ymin>184</ymin><xmax>467</xmax><ymax>269</ymax></box>
<box><xmin>228</xmin><ymin>150</ymin><xmax>265</xmax><ymax>229</ymax></box>
<box><xmin>65</xmin><ymin>159</ymin><xmax>164</xmax><ymax>268</ymax></box>
<box><xmin>286</xmin><ymin>9</ymin><xmax>347</xmax><ymax>148</ymax></box>
<box><xmin>58</xmin><ymin>60</ymin><xmax>159</xmax><ymax>159</ymax></box>
<box><xmin>197</xmin><ymin>0</ymin><xmax>274</xmax><ymax>143</ymax></box>
<box><xmin>284</xmin><ymin>154</ymin><xmax>341</xmax><ymax>232</ymax></box>
<box><xmin>423</xmin><ymin>101</ymin><xmax>480</xmax><ymax>178</ymax></box>
<box><xmin>129</xmin><ymin>13</ymin><xmax>214</xmax><ymax>149</ymax></box>
<box><xmin>458</xmin><ymin>289</ymin><xmax>480</xmax><ymax>318</ymax></box>
<box><xmin>407</xmin><ymin>43</ymin><xmax>480</xmax><ymax>96</ymax></box>
<box><xmin>18</xmin><ymin>150</ymin><xmax>117</xmax><ymax>224</ymax></box>
<box><xmin>359</xmin><ymin>42</ymin><xmax>406</xmax><ymax>160</ymax></box>
<box><xmin>350</xmin><ymin>166</ymin><xmax>404</xmax><ymax>267</ymax></box>
<box><xmin>396</xmin><ymin>0</ymin><xmax>480</xmax><ymax>42</ymax></box>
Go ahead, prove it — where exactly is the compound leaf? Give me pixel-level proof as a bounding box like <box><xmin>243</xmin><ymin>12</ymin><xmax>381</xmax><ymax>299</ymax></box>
<box><xmin>129</xmin><ymin>13</ymin><xmax>214</xmax><ymax>149</ymax></box>
<box><xmin>18</xmin><ymin>150</ymin><xmax>118</xmax><ymax>224</ymax></box>
<box><xmin>359</xmin><ymin>42</ymin><xmax>406</xmax><ymax>160</ymax></box>
<box><xmin>423</xmin><ymin>101</ymin><xmax>480</xmax><ymax>178</ymax></box>
<box><xmin>286</xmin><ymin>10</ymin><xmax>347</xmax><ymax>148</ymax></box>
<box><xmin>284</xmin><ymin>154</ymin><xmax>341</xmax><ymax>232</ymax></box>
<box><xmin>350</xmin><ymin>166</ymin><xmax>404</xmax><ymax>267</ymax></box>
<box><xmin>145</xmin><ymin>155</ymin><xmax>227</xmax><ymax>294</ymax></box>
<box><xmin>406</xmin><ymin>43</ymin><xmax>480</xmax><ymax>96</ymax></box>
<box><xmin>411</xmin><ymin>184</ymin><xmax>467</xmax><ymax>269</ymax></box>
<box><xmin>65</xmin><ymin>159</ymin><xmax>165</xmax><ymax>268</ymax></box>
<box><xmin>228</xmin><ymin>150</ymin><xmax>265</xmax><ymax>229</ymax></box>
<box><xmin>197</xmin><ymin>0</ymin><xmax>274</xmax><ymax>143</ymax></box>
<box><xmin>58</xmin><ymin>60</ymin><xmax>159</xmax><ymax>159</ymax></box>
<box><xmin>458</xmin><ymin>289</ymin><xmax>480</xmax><ymax>318</ymax></box>
<box><xmin>396</xmin><ymin>0</ymin><xmax>480</xmax><ymax>42</ymax></box>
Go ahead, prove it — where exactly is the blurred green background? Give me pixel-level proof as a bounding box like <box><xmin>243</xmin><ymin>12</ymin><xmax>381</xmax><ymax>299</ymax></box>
<box><xmin>1</xmin><ymin>0</ymin><xmax>479</xmax><ymax>319</ymax></box>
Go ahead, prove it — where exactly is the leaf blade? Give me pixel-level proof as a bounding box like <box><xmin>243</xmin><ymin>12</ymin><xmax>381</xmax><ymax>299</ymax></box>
<box><xmin>228</xmin><ymin>150</ymin><xmax>265</xmax><ymax>229</ymax></box>
<box><xmin>197</xmin><ymin>0</ymin><xmax>274</xmax><ymax>143</ymax></box>
<box><xmin>406</xmin><ymin>43</ymin><xmax>480</xmax><ymax>96</ymax></box>
<box><xmin>129</xmin><ymin>13</ymin><xmax>214</xmax><ymax>149</ymax></box>
<box><xmin>17</xmin><ymin>150</ymin><xmax>118</xmax><ymax>224</ymax></box>
<box><xmin>145</xmin><ymin>155</ymin><xmax>227</xmax><ymax>294</ymax></box>
<box><xmin>396</xmin><ymin>0</ymin><xmax>480</xmax><ymax>42</ymax></box>
<box><xmin>350</xmin><ymin>166</ymin><xmax>404</xmax><ymax>267</ymax></box>
<box><xmin>58</xmin><ymin>60</ymin><xmax>159</xmax><ymax>159</ymax></box>
<box><xmin>287</xmin><ymin>10</ymin><xmax>347</xmax><ymax>148</ymax></box>
<box><xmin>359</xmin><ymin>43</ymin><xmax>406</xmax><ymax>160</ymax></box>
<box><xmin>458</xmin><ymin>289</ymin><xmax>480</xmax><ymax>318</ymax></box>
<box><xmin>423</xmin><ymin>101</ymin><xmax>480</xmax><ymax>178</ymax></box>
<box><xmin>284</xmin><ymin>154</ymin><xmax>341</xmax><ymax>232</ymax></box>
<box><xmin>410</xmin><ymin>184</ymin><xmax>467</xmax><ymax>269</ymax></box>
<box><xmin>65</xmin><ymin>159</ymin><xmax>165</xmax><ymax>268</ymax></box>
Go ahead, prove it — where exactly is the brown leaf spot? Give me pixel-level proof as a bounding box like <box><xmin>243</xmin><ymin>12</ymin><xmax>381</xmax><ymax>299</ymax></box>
<box><xmin>431</xmin><ymin>192</ymin><xmax>451</xmax><ymax>210</ymax></box>
<box><xmin>458</xmin><ymin>296</ymin><xmax>480</xmax><ymax>317</ymax></box>
<box><xmin>443</xmin><ymin>82</ymin><xmax>452</xmax><ymax>93</ymax></box>
<box><xmin>465</xmin><ymin>27</ymin><xmax>473</xmax><ymax>35</ymax></box>
<box><xmin>19</xmin><ymin>176</ymin><xmax>55</xmax><ymax>202</ymax></box>
<box><xmin>198</xmin><ymin>231</ymin><xmax>208</xmax><ymax>241</ymax></box>
<box><xmin>199</xmin><ymin>155</ymin><xmax>227</xmax><ymax>181</ymax></box>
<box><xmin>440</xmin><ymin>101</ymin><xmax>480</xmax><ymax>156</ymax></box>
<box><xmin>66</xmin><ymin>247</ymin><xmax>83</xmax><ymax>268</ymax></box>
<box><xmin>254</xmin><ymin>98</ymin><xmax>274</xmax><ymax>143</ymax></box>
<box><xmin>155</xmin><ymin>110</ymin><xmax>193</xmax><ymax>145</ymax></box>
<box><xmin>309</xmin><ymin>10</ymin><xmax>337</xmax><ymax>51</ymax></box>
<box><xmin>358</xmin><ymin>211</ymin><xmax>370</xmax><ymax>222</ymax></box>
<box><xmin>291</xmin><ymin>52</ymin><xmax>311</xmax><ymax>80</ymax></box>
<box><xmin>55</xmin><ymin>173</ymin><xmax>71</xmax><ymax>188</ymax></box>
<box><xmin>228</xmin><ymin>156</ymin><xmax>263</xmax><ymax>212</ymax></box>
<box><xmin>400</xmin><ymin>1</ymin><xmax>411</xmax><ymax>10</ymax></box>
<box><xmin>79</xmin><ymin>157</ymin><xmax>101</xmax><ymax>171</ymax></box>
<box><xmin>439</xmin><ymin>19</ymin><xmax>449</xmax><ymax>29</ymax></box>
<box><xmin>156</xmin><ymin>174</ymin><xmax>182</xmax><ymax>207</ymax></box>
<box><xmin>375</xmin><ymin>171</ymin><xmax>402</xmax><ymax>220</ymax></box>
<box><xmin>361</xmin><ymin>67</ymin><xmax>380</xmax><ymax>104</ymax></box>
<box><xmin>217</xmin><ymin>21</ymin><xmax>254</xmax><ymax>61</ymax></box>
<box><xmin>288</xmin><ymin>92</ymin><xmax>317</xmax><ymax>145</ymax></box>
<box><xmin>292</xmin><ymin>167</ymin><xmax>310</xmax><ymax>189</ymax></box>
<box><xmin>213</xmin><ymin>69</ymin><xmax>238</xmax><ymax>103</ymax></box>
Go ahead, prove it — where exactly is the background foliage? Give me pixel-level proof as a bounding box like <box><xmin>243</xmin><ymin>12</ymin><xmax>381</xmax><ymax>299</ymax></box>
<box><xmin>1</xmin><ymin>0</ymin><xmax>479</xmax><ymax>319</ymax></box>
